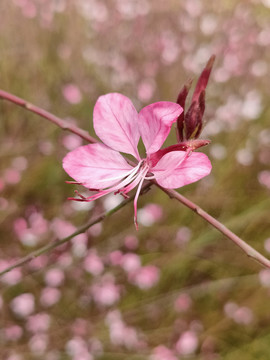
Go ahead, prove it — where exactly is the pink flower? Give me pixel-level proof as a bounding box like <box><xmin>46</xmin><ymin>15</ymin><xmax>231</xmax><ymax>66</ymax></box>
<box><xmin>62</xmin><ymin>84</ymin><xmax>82</xmax><ymax>104</ymax></box>
<box><xmin>175</xmin><ymin>331</ymin><xmax>198</xmax><ymax>355</ymax></box>
<box><xmin>63</xmin><ymin>93</ymin><xmax>212</xmax><ymax>228</ymax></box>
<box><xmin>130</xmin><ymin>265</ymin><xmax>160</xmax><ymax>290</ymax></box>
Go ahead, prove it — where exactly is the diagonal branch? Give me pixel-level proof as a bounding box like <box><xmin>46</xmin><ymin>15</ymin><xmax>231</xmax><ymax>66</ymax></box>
<box><xmin>1</xmin><ymin>89</ymin><xmax>270</xmax><ymax>270</ymax></box>
<box><xmin>0</xmin><ymin>182</ymin><xmax>151</xmax><ymax>277</ymax></box>
<box><xmin>158</xmin><ymin>185</ymin><xmax>270</xmax><ymax>268</ymax></box>
<box><xmin>0</xmin><ymin>89</ymin><xmax>97</xmax><ymax>144</ymax></box>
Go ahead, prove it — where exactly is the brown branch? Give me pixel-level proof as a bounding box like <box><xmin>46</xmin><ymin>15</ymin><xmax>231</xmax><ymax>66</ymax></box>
<box><xmin>158</xmin><ymin>185</ymin><xmax>270</xmax><ymax>268</ymax></box>
<box><xmin>0</xmin><ymin>89</ymin><xmax>97</xmax><ymax>144</ymax></box>
<box><xmin>0</xmin><ymin>183</ymin><xmax>151</xmax><ymax>277</ymax></box>
<box><xmin>1</xmin><ymin>88</ymin><xmax>270</xmax><ymax>270</ymax></box>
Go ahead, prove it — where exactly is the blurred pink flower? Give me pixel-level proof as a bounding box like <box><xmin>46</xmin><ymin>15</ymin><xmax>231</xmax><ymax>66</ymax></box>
<box><xmin>124</xmin><ymin>235</ymin><xmax>138</xmax><ymax>250</ymax></box>
<box><xmin>175</xmin><ymin>226</ymin><xmax>192</xmax><ymax>246</ymax></box>
<box><xmin>63</xmin><ymin>93</ymin><xmax>211</xmax><ymax>228</ymax></box>
<box><xmin>12</xmin><ymin>156</ymin><xmax>28</xmax><ymax>171</ymax></box>
<box><xmin>40</xmin><ymin>287</ymin><xmax>61</xmax><ymax>307</ymax></box>
<box><xmin>258</xmin><ymin>170</ymin><xmax>270</xmax><ymax>189</ymax></box>
<box><xmin>28</xmin><ymin>255</ymin><xmax>49</xmax><ymax>270</ymax></box>
<box><xmin>28</xmin><ymin>211</ymin><xmax>48</xmax><ymax>236</ymax></box>
<box><xmin>233</xmin><ymin>307</ymin><xmax>254</xmax><ymax>325</ymax></box>
<box><xmin>91</xmin><ymin>277</ymin><xmax>120</xmax><ymax>306</ymax></box>
<box><xmin>121</xmin><ymin>253</ymin><xmax>141</xmax><ymax>273</ymax></box>
<box><xmin>264</xmin><ymin>238</ymin><xmax>270</xmax><ymax>253</ymax></box>
<box><xmin>22</xmin><ymin>2</ymin><xmax>37</xmax><ymax>18</ymax></box>
<box><xmin>137</xmin><ymin>203</ymin><xmax>163</xmax><ymax>226</ymax></box>
<box><xmin>29</xmin><ymin>334</ymin><xmax>48</xmax><ymax>355</ymax></box>
<box><xmin>6</xmin><ymin>354</ymin><xmax>22</xmax><ymax>360</ymax></box>
<box><xmin>259</xmin><ymin>269</ymin><xmax>270</xmax><ymax>287</ymax></box>
<box><xmin>174</xmin><ymin>293</ymin><xmax>192</xmax><ymax>312</ymax></box>
<box><xmin>66</xmin><ymin>336</ymin><xmax>92</xmax><ymax>360</ymax></box>
<box><xmin>224</xmin><ymin>302</ymin><xmax>254</xmax><ymax>325</ymax></box>
<box><xmin>13</xmin><ymin>211</ymin><xmax>48</xmax><ymax>247</ymax></box>
<box><xmin>5</xmin><ymin>325</ymin><xmax>23</xmax><ymax>341</ymax></box>
<box><xmin>150</xmin><ymin>345</ymin><xmax>178</xmax><ymax>360</ymax></box>
<box><xmin>44</xmin><ymin>268</ymin><xmax>65</xmax><ymax>287</ymax></box>
<box><xmin>0</xmin><ymin>260</ymin><xmax>22</xmax><ymax>285</ymax></box>
<box><xmin>62</xmin><ymin>134</ymin><xmax>83</xmax><ymax>151</ymax></box>
<box><xmin>108</xmin><ymin>250</ymin><xmax>123</xmax><ymax>266</ymax></box>
<box><xmin>51</xmin><ymin>218</ymin><xmax>76</xmax><ymax>238</ymax></box>
<box><xmin>4</xmin><ymin>168</ymin><xmax>21</xmax><ymax>184</ymax></box>
<box><xmin>130</xmin><ymin>265</ymin><xmax>160</xmax><ymax>290</ymax></box>
<box><xmin>83</xmin><ymin>251</ymin><xmax>104</xmax><ymax>276</ymax></box>
<box><xmin>26</xmin><ymin>313</ymin><xmax>51</xmax><ymax>333</ymax></box>
<box><xmin>71</xmin><ymin>318</ymin><xmax>88</xmax><ymax>337</ymax></box>
<box><xmin>224</xmin><ymin>301</ymin><xmax>238</xmax><ymax>318</ymax></box>
<box><xmin>10</xmin><ymin>293</ymin><xmax>35</xmax><ymax>318</ymax></box>
<box><xmin>51</xmin><ymin>218</ymin><xmax>88</xmax><ymax>255</ymax></box>
<box><xmin>175</xmin><ymin>330</ymin><xmax>198</xmax><ymax>355</ymax></box>
<box><xmin>106</xmin><ymin>310</ymin><xmax>141</xmax><ymax>349</ymax></box>
<box><xmin>137</xmin><ymin>80</ymin><xmax>155</xmax><ymax>101</ymax></box>
<box><xmin>62</xmin><ymin>84</ymin><xmax>82</xmax><ymax>104</ymax></box>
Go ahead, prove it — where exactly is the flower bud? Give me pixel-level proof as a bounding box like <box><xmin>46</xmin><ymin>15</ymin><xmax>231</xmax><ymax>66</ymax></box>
<box><xmin>176</xmin><ymin>55</ymin><xmax>215</xmax><ymax>142</ymax></box>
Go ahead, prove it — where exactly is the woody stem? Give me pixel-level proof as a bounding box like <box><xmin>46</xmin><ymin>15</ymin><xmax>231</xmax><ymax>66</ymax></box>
<box><xmin>0</xmin><ymin>89</ymin><xmax>97</xmax><ymax>143</ymax></box>
<box><xmin>157</xmin><ymin>184</ymin><xmax>270</xmax><ymax>268</ymax></box>
<box><xmin>1</xmin><ymin>88</ymin><xmax>270</xmax><ymax>270</ymax></box>
<box><xmin>0</xmin><ymin>183</ymin><xmax>151</xmax><ymax>277</ymax></box>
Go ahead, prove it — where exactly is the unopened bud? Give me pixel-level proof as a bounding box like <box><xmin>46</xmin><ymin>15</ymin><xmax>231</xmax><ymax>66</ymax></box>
<box><xmin>184</xmin><ymin>101</ymin><xmax>198</xmax><ymax>140</ymax></box>
<box><xmin>192</xmin><ymin>55</ymin><xmax>215</xmax><ymax>103</ymax></box>
<box><xmin>176</xmin><ymin>55</ymin><xmax>215</xmax><ymax>142</ymax></box>
<box><xmin>176</xmin><ymin>79</ymin><xmax>192</xmax><ymax>142</ymax></box>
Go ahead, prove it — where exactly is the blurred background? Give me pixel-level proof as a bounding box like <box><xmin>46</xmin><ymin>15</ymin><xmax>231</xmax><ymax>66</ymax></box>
<box><xmin>1</xmin><ymin>0</ymin><xmax>270</xmax><ymax>359</ymax></box>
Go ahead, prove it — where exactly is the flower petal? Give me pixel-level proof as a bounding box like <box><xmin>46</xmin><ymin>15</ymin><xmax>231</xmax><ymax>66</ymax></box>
<box><xmin>93</xmin><ymin>93</ymin><xmax>140</xmax><ymax>159</ymax></box>
<box><xmin>152</xmin><ymin>152</ymin><xmax>212</xmax><ymax>189</ymax></box>
<box><xmin>138</xmin><ymin>102</ymin><xmax>183</xmax><ymax>155</ymax></box>
<box><xmin>63</xmin><ymin>143</ymin><xmax>133</xmax><ymax>189</ymax></box>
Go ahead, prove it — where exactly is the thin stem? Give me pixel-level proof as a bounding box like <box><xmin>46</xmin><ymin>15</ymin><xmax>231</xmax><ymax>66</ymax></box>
<box><xmin>158</xmin><ymin>185</ymin><xmax>270</xmax><ymax>269</ymax></box>
<box><xmin>1</xmin><ymin>88</ymin><xmax>270</xmax><ymax>270</ymax></box>
<box><xmin>0</xmin><ymin>183</ymin><xmax>151</xmax><ymax>277</ymax></box>
<box><xmin>0</xmin><ymin>89</ymin><xmax>97</xmax><ymax>144</ymax></box>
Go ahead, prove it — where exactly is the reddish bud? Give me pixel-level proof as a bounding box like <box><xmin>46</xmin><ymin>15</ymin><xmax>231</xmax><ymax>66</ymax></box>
<box><xmin>192</xmin><ymin>55</ymin><xmax>215</xmax><ymax>103</ymax></box>
<box><xmin>176</xmin><ymin>55</ymin><xmax>215</xmax><ymax>142</ymax></box>
<box><xmin>176</xmin><ymin>79</ymin><xmax>193</xmax><ymax>142</ymax></box>
<box><xmin>176</xmin><ymin>79</ymin><xmax>193</xmax><ymax>108</ymax></box>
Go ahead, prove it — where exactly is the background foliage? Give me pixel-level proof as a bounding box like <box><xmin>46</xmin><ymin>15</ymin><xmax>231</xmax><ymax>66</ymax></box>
<box><xmin>1</xmin><ymin>0</ymin><xmax>270</xmax><ymax>359</ymax></box>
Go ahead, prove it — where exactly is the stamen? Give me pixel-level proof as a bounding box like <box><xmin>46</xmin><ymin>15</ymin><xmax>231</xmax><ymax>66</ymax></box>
<box><xmin>81</xmin><ymin>163</ymin><xmax>145</xmax><ymax>202</ymax></box>
<box><xmin>133</xmin><ymin>167</ymin><xmax>149</xmax><ymax>230</ymax></box>
<box><xmin>69</xmin><ymin>160</ymin><xmax>150</xmax><ymax>214</ymax></box>
<box><xmin>74</xmin><ymin>190</ymin><xmax>87</xmax><ymax>199</ymax></box>
<box><xmin>98</xmin><ymin>161</ymin><xmax>142</xmax><ymax>183</ymax></box>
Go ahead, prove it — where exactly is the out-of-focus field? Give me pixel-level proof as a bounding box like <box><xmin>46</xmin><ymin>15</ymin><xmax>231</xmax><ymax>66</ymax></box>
<box><xmin>1</xmin><ymin>1</ymin><xmax>270</xmax><ymax>359</ymax></box>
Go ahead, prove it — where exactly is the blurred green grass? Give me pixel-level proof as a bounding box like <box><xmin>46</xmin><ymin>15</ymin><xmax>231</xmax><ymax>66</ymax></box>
<box><xmin>1</xmin><ymin>1</ymin><xmax>270</xmax><ymax>359</ymax></box>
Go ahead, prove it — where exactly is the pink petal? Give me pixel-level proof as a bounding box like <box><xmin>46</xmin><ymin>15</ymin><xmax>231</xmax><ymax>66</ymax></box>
<box><xmin>138</xmin><ymin>102</ymin><xmax>183</xmax><ymax>155</ymax></box>
<box><xmin>63</xmin><ymin>143</ymin><xmax>133</xmax><ymax>189</ymax></box>
<box><xmin>93</xmin><ymin>93</ymin><xmax>140</xmax><ymax>159</ymax></box>
<box><xmin>152</xmin><ymin>152</ymin><xmax>212</xmax><ymax>189</ymax></box>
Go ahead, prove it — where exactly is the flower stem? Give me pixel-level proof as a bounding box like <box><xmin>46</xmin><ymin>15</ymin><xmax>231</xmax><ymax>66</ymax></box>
<box><xmin>1</xmin><ymin>88</ymin><xmax>270</xmax><ymax>270</ymax></box>
<box><xmin>0</xmin><ymin>89</ymin><xmax>97</xmax><ymax>144</ymax></box>
<box><xmin>0</xmin><ymin>183</ymin><xmax>151</xmax><ymax>277</ymax></box>
<box><xmin>158</xmin><ymin>185</ymin><xmax>270</xmax><ymax>268</ymax></box>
